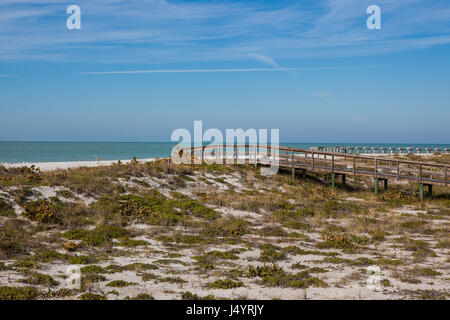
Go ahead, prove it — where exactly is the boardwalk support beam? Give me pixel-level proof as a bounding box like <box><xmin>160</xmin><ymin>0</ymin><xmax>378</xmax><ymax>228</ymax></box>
<box><xmin>300</xmin><ymin>169</ymin><xmax>306</xmax><ymax>179</ymax></box>
<box><xmin>179</xmin><ymin>145</ymin><xmax>449</xmax><ymax>194</ymax></box>
<box><xmin>332</xmin><ymin>173</ymin><xmax>336</xmax><ymax>190</ymax></box>
<box><xmin>291</xmin><ymin>168</ymin><xmax>295</xmax><ymax>180</ymax></box>
<box><xmin>420</xmin><ymin>184</ymin><xmax>432</xmax><ymax>200</ymax></box>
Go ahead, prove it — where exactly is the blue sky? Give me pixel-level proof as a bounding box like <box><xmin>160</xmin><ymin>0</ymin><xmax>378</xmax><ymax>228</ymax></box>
<box><xmin>0</xmin><ymin>0</ymin><xmax>449</xmax><ymax>143</ymax></box>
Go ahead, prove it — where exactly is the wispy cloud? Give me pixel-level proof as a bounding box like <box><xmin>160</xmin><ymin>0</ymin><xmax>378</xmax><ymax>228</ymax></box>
<box><xmin>248</xmin><ymin>53</ymin><xmax>280</xmax><ymax>68</ymax></box>
<box><xmin>1</xmin><ymin>0</ymin><xmax>450</xmax><ymax>63</ymax></box>
<box><xmin>248</xmin><ymin>53</ymin><xmax>302</xmax><ymax>78</ymax></box>
<box><xmin>78</xmin><ymin>68</ymin><xmax>288</xmax><ymax>75</ymax></box>
<box><xmin>77</xmin><ymin>66</ymin><xmax>365</xmax><ymax>75</ymax></box>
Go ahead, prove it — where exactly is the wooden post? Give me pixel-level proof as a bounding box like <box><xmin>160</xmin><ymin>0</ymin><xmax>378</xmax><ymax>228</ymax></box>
<box><xmin>332</xmin><ymin>173</ymin><xmax>336</xmax><ymax>190</ymax></box>
<box><xmin>397</xmin><ymin>161</ymin><xmax>400</xmax><ymax>179</ymax></box>
<box><xmin>384</xmin><ymin>179</ymin><xmax>388</xmax><ymax>190</ymax></box>
<box><xmin>419</xmin><ymin>164</ymin><xmax>422</xmax><ymax>184</ymax></box>
<box><xmin>312</xmin><ymin>152</ymin><xmax>315</xmax><ymax>170</ymax></box>
<box><xmin>445</xmin><ymin>166</ymin><xmax>448</xmax><ymax>187</ymax></box>
<box><xmin>375</xmin><ymin>159</ymin><xmax>378</xmax><ymax>179</ymax></box>
<box><xmin>291</xmin><ymin>149</ymin><xmax>295</xmax><ymax>180</ymax></box>
<box><xmin>331</xmin><ymin>154</ymin><xmax>334</xmax><ymax>172</ymax></box>
<box><xmin>419</xmin><ymin>183</ymin><xmax>424</xmax><ymax>201</ymax></box>
<box><xmin>353</xmin><ymin>157</ymin><xmax>356</xmax><ymax>175</ymax></box>
<box><xmin>202</xmin><ymin>146</ymin><xmax>206</xmax><ymax>164</ymax></box>
<box><xmin>342</xmin><ymin>174</ymin><xmax>346</xmax><ymax>186</ymax></box>
<box><xmin>375</xmin><ymin>178</ymin><xmax>379</xmax><ymax>195</ymax></box>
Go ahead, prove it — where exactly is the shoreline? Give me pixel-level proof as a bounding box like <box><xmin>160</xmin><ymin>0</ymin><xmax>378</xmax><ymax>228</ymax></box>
<box><xmin>0</xmin><ymin>158</ymin><xmax>161</xmax><ymax>172</ymax></box>
<box><xmin>0</xmin><ymin>152</ymin><xmax>444</xmax><ymax>172</ymax></box>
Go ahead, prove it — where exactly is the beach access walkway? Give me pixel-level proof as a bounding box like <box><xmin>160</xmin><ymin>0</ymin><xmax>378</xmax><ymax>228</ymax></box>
<box><xmin>178</xmin><ymin>145</ymin><xmax>449</xmax><ymax>200</ymax></box>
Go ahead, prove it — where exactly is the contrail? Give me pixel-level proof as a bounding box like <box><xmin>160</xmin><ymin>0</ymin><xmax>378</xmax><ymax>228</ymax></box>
<box><xmin>78</xmin><ymin>68</ymin><xmax>289</xmax><ymax>75</ymax></box>
<box><xmin>76</xmin><ymin>66</ymin><xmax>369</xmax><ymax>75</ymax></box>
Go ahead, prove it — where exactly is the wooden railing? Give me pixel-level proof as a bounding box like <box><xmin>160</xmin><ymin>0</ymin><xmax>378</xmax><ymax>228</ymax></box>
<box><xmin>176</xmin><ymin>145</ymin><xmax>449</xmax><ymax>186</ymax></box>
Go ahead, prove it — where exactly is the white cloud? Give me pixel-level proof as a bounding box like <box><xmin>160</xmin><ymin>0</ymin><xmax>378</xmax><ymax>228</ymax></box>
<box><xmin>77</xmin><ymin>66</ymin><xmax>365</xmax><ymax>75</ymax></box>
<box><xmin>1</xmin><ymin>0</ymin><xmax>450</xmax><ymax>63</ymax></box>
<box><xmin>248</xmin><ymin>53</ymin><xmax>280</xmax><ymax>68</ymax></box>
<box><xmin>78</xmin><ymin>68</ymin><xmax>286</xmax><ymax>75</ymax></box>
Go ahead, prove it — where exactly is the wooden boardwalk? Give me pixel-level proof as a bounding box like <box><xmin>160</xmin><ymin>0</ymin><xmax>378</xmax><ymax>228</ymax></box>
<box><xmin>177</xmin><ymin>145</ymin><xmax>449</xmax><ymax>198</ymax></box>
<box><xmin>310</xmin><ymin>145</ymin><xmax>450</xmax><ymax>155</ymax></box>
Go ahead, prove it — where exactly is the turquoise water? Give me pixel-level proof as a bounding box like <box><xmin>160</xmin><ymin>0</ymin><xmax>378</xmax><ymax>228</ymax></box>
<box><xmin>0</xmin><ymin>142</ymin><xmax>176</xmax><ymax>163</ymax></box>
<box><xmin>0</xmin><ymin>142</ymin><xmax>448</xmax><ymax>163</ymax></box>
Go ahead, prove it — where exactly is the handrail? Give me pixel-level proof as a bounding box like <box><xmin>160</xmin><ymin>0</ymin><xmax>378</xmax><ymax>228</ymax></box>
<box><xmin>184</xmin><ymin>144</ymin><xmax>449</xmax><ymax>169</ymax></box>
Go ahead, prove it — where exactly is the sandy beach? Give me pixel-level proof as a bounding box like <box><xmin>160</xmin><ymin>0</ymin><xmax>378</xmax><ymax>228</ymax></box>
<box><xmin>0</xmin><ymin>158</ymin><xmax>161</xmax><ymax>172</ymax></box>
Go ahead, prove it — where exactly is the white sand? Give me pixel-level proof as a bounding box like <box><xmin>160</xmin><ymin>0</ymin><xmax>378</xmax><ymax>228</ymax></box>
<box><xmin>1</xmin><ymin>158</ymin><xmax>162</xmax><ymax>172</ymax></box>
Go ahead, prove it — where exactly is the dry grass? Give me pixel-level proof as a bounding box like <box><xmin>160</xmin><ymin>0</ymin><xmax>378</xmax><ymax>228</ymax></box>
<box><xmin>0</xmin><ymin>160</ymin><xmax>448</xmax><ymax>300</ymax></box>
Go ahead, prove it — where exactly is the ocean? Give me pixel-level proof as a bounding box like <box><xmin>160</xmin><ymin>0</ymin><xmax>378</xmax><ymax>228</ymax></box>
<box><xmin>0</xmin><ymin>142</ymin><xmax>448</xmax><ymax>163</ymax></box>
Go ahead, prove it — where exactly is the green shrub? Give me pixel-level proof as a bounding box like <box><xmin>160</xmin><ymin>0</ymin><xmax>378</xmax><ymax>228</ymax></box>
<box><xmin>0</xmin><ymin>199</ymin><xmax>15</xmax><ymax>217</ymax></box>
<box><xmin>206</xmin><ymin>279</ymin><xmax>244</xmax><ymax>289</ymax></box>
<box><xmin>261</xmin><ymin>270</ymin><xmax>326</xmax><ymax>289</ymax></box>
<box><xmin>64</xmin><ymin>225</ymin><xmax>129</xmax><ymax>246</ymax></box>
<box><xmin>257</xmin><ymin>226</ymin><xmax>287</xmax><ymax>237</ymax></box>
<box><xmin>381</xmin><ymin>279</ymin><xmax>392</xmax><ymax>287</ymax></box>
<box><xmin>19</xmin><ymin>272</ymin><xmax>59</xmax><ymax>287</ymax></box>
<box><xmin>158</xmin><ymin>276</ymin><xmax>187</xmax><ymax>284</ymax></box>
<box><xmin>106</xmin><ymin>280</ymin><xmax>135</xmax><ymax>287</ymax></box>
<box><xmin>260</xmin><ymin>244</ymin><xmax>286</xmax><ymax>262</ymax></box>
<box><xmin>125</xmin><ymin>293</ymin><xmax>154</xmax><ymax>300</ymax></box>
<box><xmin>316</xmin><ymin>233</ymin><xmax>369</xmax><ymax>252</ymax></box>
<box><xmin>369</xmin><ymin>230</ymin><xmax>387</xmax><ymax>241</ymax></box>
<box><xmin>0</xmin><ymin>220</ymin><xmax>29</xmax><ymax>258</ymax></box>
<box><xmin>247</xmin><ymin>264</ymin><xmax>283</xmax><ymax>278</ymax></box>
<box><xmin>82</xmin><ymin>274</ymin><xmax>106</xmax><ymax>286</ymax></box>
<box><xmin>79</xmin><ymin>292</ymin><xmax>107</xmax><ymax>300</ymax></box>
<box><xmin>157</xmin><ymin>234</ymin><xmax>215</xmax><ymax>245</ymax></box>
<box><xmin>181</xmin><ymin>291</ymin><xmax>215</xmax><ymax>300</ymax></box>
<box><xmin>95</xmin><ymin>191</ymin><xmax>217</xmax><ymax>226</ymax></box>
<box><xmin>0</xmin><ymin>286</ymin><xmax>40</xmax><ymax>300</ymax></box>
<box><xmin>321</xmin><ymin>200</ymin><xmax>361</xmax><ymax>217</ymax></box>
<box><xmin>66</xmin><ymin>254</ymin><xmax>96</xmax><ymax>265</ymax></box>
<box><xmin>348</xmin><ymin>257</ymin><xmax>377</xmax><ymax>266</ymax></box>
<box><xmin>80</xmin><ymin>265</ymin><xmax>107</xmax><ymax>274</ymax></box>
<box><xmin>118</xmin><ymin>238</ymin><xmax>149</xmax><ymax>247</ymax></box>
<box><xmin>411</xmin><ymin>267</ymin><xmax>442</xmax><ymax>277</ymax></box>
<box><xmin>123</xmin><ymin>262</ymin><xmax>159</xmax><ymax>271</ymax></box>
<box><xmin>203</xmin><ymin>217</ymin><xmax>248</xmax><ymax>237</ymax></box>
<box><xmin>22</xmin><ymin>199</ymin><xmax>58</xmax><ymax>223</ymax></box>
<box><xmin>193</xmin><ymin>250</ymin><xmax>239</xmax><ymax>271</ymax></box>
